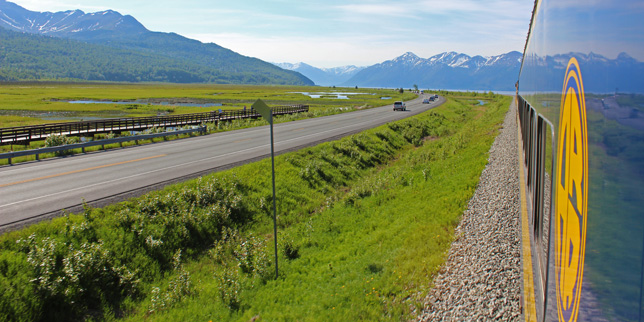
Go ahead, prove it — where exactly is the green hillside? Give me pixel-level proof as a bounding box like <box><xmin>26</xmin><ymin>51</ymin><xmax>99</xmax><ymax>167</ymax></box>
<box><xmin>0</xmin><ymin>28</ymin><xmax>312</xmax><ymax>85</ymax></box>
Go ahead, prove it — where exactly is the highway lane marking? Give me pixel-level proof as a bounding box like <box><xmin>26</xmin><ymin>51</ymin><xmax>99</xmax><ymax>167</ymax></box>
<box><xmin>0</xmin><ymin>101</ymin><xmax>424</xmax><ymax>175</ymax></box>
<box><xmin>0</xmin><ymin>101</ymin><xmax>435</xmax><ymax>209</ymax></box>
<box><xmin>0</xmin><ymin>113</ymin><xmax>397</xmax><ymax>208</ymax></box>
<box><xmin>0</xmin><ymin>154</ymin><xmax>166</xmax><ymax>188</ymax></box>
<box><xmin>234</xmin><ymin>138</ymin><xmax>253</xmax><ymax>143</ymax></box>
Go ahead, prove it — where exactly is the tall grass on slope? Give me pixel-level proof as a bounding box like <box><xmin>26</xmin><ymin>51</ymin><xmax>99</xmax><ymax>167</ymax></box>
<box><xmin>0</xmin><ymin>93</ymin><xmax>509</xmax><ymax>321</ymax></box>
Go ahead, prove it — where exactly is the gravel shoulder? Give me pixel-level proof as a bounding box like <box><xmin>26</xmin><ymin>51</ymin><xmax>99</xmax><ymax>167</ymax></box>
<box><xmin>416</xmin><ymin>100</ymin><xmax>522</xmax><ymax>321</ymax></box>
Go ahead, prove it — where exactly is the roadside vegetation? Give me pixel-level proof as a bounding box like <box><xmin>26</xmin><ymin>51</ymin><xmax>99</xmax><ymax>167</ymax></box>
<box><xmin>0</xmin><ymin>92</ymin><xmax>510</xmax><ymax>321</ymax></box>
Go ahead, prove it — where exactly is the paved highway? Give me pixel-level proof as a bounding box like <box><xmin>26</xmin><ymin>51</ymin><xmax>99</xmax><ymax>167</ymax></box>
<box><xmin>0</xmin><ymin>94</ymin><xmax>445</xmax><ymax>230</ymax></box>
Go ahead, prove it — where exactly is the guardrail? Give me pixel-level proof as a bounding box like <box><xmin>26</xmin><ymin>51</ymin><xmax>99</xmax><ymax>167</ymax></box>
<box><xmin>0</xmin><ymin>105</ymin><xmax>309</xmax><ymax>145</ymax></box>
<box><xmin>0</xmin><ymin>126</ymin><xmax>206</xmax><ymax>164</ymax></box>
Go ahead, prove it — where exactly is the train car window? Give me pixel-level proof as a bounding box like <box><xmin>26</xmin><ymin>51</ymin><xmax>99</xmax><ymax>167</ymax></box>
<box><xmin>517</xmin><ymin>96</ymin><xmax>554</xmax><ymax>305</ymax></box>
<box><xmin>527</xmin><ymin>108</ymin><xmax>536</xmax><ymax>191</ymax></box>
<box><xmin>524</xmin><ymin>103</ymin><xmax>530</xmax><ymax>159</ymax></box>
<box><xmin>522</xmin><ymin>100</ymin><xmax>529</xmax><ymax>157</ymax></box>
<box><xmin>533</xmin><ymin>117</ymin><xmax>545</xmax><ymax>240</ymax></box>
<box><xmin>520</xmin><ymin>98</ymin><xmax>530</xmax><ymax>162</ymax></box>
<box><xmin>534</xmin><ymin>116</ymin><xmax>554</xmax><ymax>285</ymax></box>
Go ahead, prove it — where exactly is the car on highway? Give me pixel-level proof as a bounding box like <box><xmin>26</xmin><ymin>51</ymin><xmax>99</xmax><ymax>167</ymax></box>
<box><xmin>422</xmin><ymin>99</ymin><xmax>430</xmax><ymax>104</ymax></box>
<box><xmin>394</xmin><ymin>102</ymin><xmax>407</xmax><ymax>111</ymax></box>
<box><xmin>393</xmin><ymin>101</ymin><xmax>406</xmax><ymax>111</ymax></box>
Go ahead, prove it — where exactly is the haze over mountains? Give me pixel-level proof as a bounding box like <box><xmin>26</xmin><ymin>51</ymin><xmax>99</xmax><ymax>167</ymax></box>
<box><xmin>273</xmin><ymin>62</ymin><xmax>365</xmax><ymax>87</ymax></box>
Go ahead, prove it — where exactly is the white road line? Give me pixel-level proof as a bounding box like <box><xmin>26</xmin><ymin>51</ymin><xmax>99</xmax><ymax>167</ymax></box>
<box><xmin>0</xmin><ymin>112</ymin><xmax>400</xmax><ymax>209</ymax></box>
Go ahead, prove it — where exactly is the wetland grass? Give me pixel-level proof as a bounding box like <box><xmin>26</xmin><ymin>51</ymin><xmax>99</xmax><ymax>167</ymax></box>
<box><xmin>0</xmin><ymin>83</ymin><xmax>416</xmax><ymax>164</ymax></box>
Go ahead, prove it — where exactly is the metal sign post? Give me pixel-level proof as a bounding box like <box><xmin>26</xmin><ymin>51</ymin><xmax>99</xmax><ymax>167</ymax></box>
<box><xmin>251</xmin><ymin>99</ymin><xmax>279</xmax><ymax>279</ymax></box>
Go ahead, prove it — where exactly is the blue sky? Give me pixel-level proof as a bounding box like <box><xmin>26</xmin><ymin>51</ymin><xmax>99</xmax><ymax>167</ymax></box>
<box><xmin>12</xmin><ymin>0</ymin><xmax>534</xmax><ymax>68</ymax></box>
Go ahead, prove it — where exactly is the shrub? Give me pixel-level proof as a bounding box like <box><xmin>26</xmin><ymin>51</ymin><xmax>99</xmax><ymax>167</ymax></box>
<box><xmin>148</xmin><ymin>251</ymin><xmax>192</xmax><ymax>315</ymax></box>
<box><xmin>216</xmin><ymin>266</ymin><xmax>241</xmax><ymax>310</ymax></box>
<box><xmin>282</xmin><ymin>238</ymin><xmax>300</xmax><ymax>260</ymax></box>
<box><xmin>16</xmin><ymin>233</ymin><xmax>138</xmax><ymax>320</ymax></box>
<box><xmin>44</xmin><ymin>134</ymin><xmax>80</xmax><ymax>155</ymax></box>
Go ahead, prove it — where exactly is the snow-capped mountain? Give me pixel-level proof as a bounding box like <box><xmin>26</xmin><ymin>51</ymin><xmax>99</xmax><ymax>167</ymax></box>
<box><xmin>338</xmin><ymin>50</ymin><xmax>643</xmax><ymax>92</ymax></box>
<box><xmin>0</xmin><ymin>0</ymin><xmax>146</xmax><ymax>36</ymax></box>
<box><xmin>342</xmin><ymin>51</ymin><xmax>523</xmax><ymax>90</ymax></box>
<box><xmin>381</xmin><ymin>51</ymin><xmax>520</xmax><ymax>71</ymax></box>
<box><xmin>274</xmin><ymin>62</ymin><xmax>365</xmax><ymax>86</ymax></box>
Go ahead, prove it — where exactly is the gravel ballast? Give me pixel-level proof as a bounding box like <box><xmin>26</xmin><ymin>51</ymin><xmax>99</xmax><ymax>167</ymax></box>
<box><xmin>416</xmin><ymin>100</ymin><xmax>522</xmax><ymax>321</ymax></box>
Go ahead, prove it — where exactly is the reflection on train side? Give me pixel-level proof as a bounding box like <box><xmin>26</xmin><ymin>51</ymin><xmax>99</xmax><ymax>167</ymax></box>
<box><xmin>518</xmin><ymin>90</ymin><xmax>644</xmax><ymax>321</ymax></box>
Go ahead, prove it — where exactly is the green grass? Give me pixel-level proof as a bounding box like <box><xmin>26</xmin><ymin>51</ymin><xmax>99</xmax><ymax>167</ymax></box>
<box><xmin>0</xmin><ymin>92</ymin><xmax>510</xmax><ymax>321</ymax></box>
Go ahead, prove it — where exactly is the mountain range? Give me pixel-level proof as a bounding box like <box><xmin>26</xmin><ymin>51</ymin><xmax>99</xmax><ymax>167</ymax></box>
<box><xmin>276</xmin><ymin>51</ymin><xmax>523</xmax><ymax>90</ymax></box>
<box><xmin>345</xmin><ymin>51</ymin><xmax>522</xmax><ymax>90</ymax></box>
<box><xmin>0</xmin><ymin>0</ymin><xmax>313</xmax><ymax>85</ymax></box>
<box><xmin>278</xmin><ymin>50</ymin><xmax>644</xmax><ymax>93</ymax></box>
<box><xmin>272</xmin><ymin>62</ymin><xmax>365</xmax><ymax>86</ymax></box>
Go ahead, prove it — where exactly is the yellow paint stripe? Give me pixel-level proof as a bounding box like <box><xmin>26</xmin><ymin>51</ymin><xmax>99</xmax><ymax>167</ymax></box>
<box><xmin>0</xmin><ymin>154</ymin><xmax>166</xmax><ymax>188</ymax></box>
<box><xmin>517</xmin><ymin>111</ymin><xmax>538</xmax><ymax>322</ymax></box>
<box><xmin>291</xmin><ymin>128</ymin><xmax>306</xmax><ymax>132</ymax></box>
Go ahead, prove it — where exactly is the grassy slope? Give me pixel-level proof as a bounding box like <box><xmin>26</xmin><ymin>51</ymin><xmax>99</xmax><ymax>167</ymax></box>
<box><xmin>0</xmin><ymin>93</ymin><xmax>509</xmax><ymax>321</ymax></box>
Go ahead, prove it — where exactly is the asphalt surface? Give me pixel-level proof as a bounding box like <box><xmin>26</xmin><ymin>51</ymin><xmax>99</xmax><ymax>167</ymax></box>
<box><xmin>0</xmin><ymin>94</ymin><xmax>445</xmax><ymax>231</ymax></box>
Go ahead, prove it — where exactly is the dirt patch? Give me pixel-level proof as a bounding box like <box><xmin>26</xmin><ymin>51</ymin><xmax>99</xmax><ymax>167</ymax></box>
<box><xmin>473</xmin><ymin>105</ymin><xmax>486</xmax><ymax>120</ymax></box>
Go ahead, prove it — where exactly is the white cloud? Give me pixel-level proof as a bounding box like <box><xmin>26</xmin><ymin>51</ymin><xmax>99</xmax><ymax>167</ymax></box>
<box><xmin>334</xmin><ymin>3</ymin><xmax>411</xmax><ymax>17</ymax></box>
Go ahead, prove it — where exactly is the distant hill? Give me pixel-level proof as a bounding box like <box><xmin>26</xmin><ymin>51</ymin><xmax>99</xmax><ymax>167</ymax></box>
<box><xmin>341</xmin><ymin>51</ymin><xmax>523</xmax><ymax>91</ymax></box>
<box><xmin>0</xmin><ymin>0</ymin><xmax>313</xmax><ymax>85</ymax></box>
<box><xmin>273</xmin><ymin>62</ymin><xmax>365</xmax><ymax>86</ymax></box>
<box><xmin>0</xmin><ymin>28</ymin><xmax>237</xmax><ymax>83</ymax></box>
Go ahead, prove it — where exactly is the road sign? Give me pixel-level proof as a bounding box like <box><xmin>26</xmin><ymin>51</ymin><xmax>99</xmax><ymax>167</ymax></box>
<box><xmin>252</xmin><ymin>99</ymin><xmax>279</xmax><ymax>278</ymax></box>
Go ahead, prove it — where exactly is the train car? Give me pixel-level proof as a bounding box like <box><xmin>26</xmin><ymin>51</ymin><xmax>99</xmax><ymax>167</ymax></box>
<box><xmin>517</xmin><ymin>0</ymin><xmax>644</xmax><ymax>321</ymax></box>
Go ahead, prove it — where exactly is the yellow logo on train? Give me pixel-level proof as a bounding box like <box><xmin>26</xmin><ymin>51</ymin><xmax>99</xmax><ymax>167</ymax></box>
<box><xmin>555</xmin><ymin>57</ymin><xmax>588</xmax><ymax>322</ymax></box>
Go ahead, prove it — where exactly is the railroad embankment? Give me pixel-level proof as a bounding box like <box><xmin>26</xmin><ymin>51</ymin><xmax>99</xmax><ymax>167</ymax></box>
<box><xmin>417</xmin><ymin>100</ymin><xmax>521</xmax><ymax>321</ymax></box>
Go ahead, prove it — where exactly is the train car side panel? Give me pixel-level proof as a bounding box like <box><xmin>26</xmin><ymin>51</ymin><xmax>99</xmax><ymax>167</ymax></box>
<box><xmin>518</xmin><ymin>0</ymin><xmax>644</xmax><ymax>321</ymax></box>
